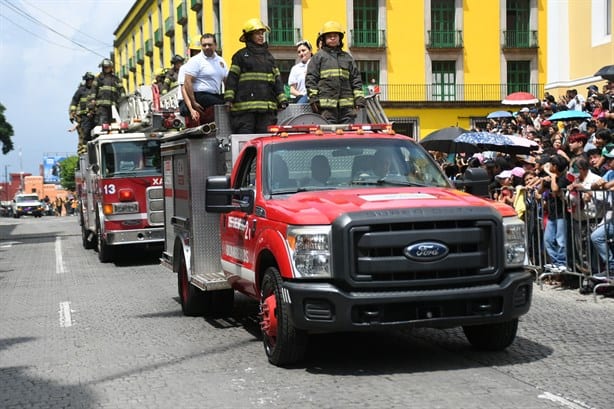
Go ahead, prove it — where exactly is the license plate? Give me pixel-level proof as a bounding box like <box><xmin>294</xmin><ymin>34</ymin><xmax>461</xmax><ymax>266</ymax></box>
<box><xmin>113</xmin><ymin>202</ymin><xmax>139</xmax><ymax>214</ymax></box>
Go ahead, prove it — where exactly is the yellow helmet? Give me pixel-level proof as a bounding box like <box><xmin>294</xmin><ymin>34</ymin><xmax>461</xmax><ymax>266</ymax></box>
<box><xmin>239</xmin><ymin>18</ymin><xmax>270</xmax><ymax>42</ymax></box>
<box><xmin>319</xmin><ymin>21</ymin><xmax>345</xmax><ymax>39</ymax></box>
<box><xmin>188</xmin><ymin>35</ymin><xmax>201</xmax><ymax>51</ymax></box>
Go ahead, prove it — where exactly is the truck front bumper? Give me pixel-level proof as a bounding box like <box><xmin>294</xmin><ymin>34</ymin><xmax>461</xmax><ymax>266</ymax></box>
<box><xmin>283</xmin><ymin>270</ymin><xmax>533</xmax><ymax>332</ymax></box>
<box><xmin>105</xmin><ymin>227</ymin><xmax>164</xmax><ymax>246</ymax></box>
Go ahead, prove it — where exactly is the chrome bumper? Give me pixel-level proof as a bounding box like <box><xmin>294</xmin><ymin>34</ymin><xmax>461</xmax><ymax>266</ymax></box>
<box><xmin>105</xmin><ymin>227</ymin><xmax>164</xmax><ymax>246</ymax></box>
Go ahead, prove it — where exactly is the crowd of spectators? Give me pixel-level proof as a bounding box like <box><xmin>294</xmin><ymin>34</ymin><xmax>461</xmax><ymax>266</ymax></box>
<box><xmin>430</xmin><ymin>81</ymin><xmax>614</xmax><ymax>295</ymax></box>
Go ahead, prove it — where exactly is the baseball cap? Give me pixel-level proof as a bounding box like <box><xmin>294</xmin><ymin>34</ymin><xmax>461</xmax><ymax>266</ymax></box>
<box><xmin>587</xmin><ymin>85</ymin><xmax>599</xmax><ymax>92</ymax></box>
<box><xmin>496</xmin><ymin>170</ymin><xmax>513</xmax><ymax>179</ymax></box>
<box><xmin>520</xmin><ymin>107</ymin><xmax>530</xmax><ymax>113</ymax></box>
<box><xmin>541</xmin><ymin>120</ymin><xmax>552</xmax><ymax>126</ymax></box>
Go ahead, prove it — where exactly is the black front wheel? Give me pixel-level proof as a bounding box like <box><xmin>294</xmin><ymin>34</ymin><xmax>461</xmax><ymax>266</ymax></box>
<box><xmin>177</xmin><ymin>254</ymin><xmax>210</xmax><ymax>316</ymax></box>
<box><xmin>260</xmin><ymin>266</ymin><xmax>307</xmax><ymax>366</ymax></box>
<box><xmin>463</xmin><ymin>318</ymin><xmax>519</xmax><ymax>351</ymax></box>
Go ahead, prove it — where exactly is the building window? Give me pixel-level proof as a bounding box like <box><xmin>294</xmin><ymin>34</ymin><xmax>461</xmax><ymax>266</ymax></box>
<box><xmin>507</xmin><ymin>60</ymin><xmax>531</xmax><ymax>94</ymax></box>
<box><xmin>505</xmin><ymin>0</ymin><xmax>531</xmax><ymax>47</ymax></box>
<box><xmin>432</xmin><ymin>61</ymin><xmax>456</xmax><ymax>101</ymax></box>
<box><xmin>389</xmin><ymin>117</ymin><xmax>418</xmax><ymax>139</ymax></box>
<box><xmin>430</xmin><ymin>0</ymin><xmax>455</xmax><ymax>47</ymax></box>
<box><xmin>356</xmin><ymin>60</ymin><xmax>380</xmax><ymax>95</ymax></box>
<box><xmin>268</xmin><ymin>0</ymin><xmax>294</xmax><ymax>45</ymax></box>
<box><xmin>353</xmin><ymin>0</ymin><xmax>379</xmax><ymax>47</ymax></box>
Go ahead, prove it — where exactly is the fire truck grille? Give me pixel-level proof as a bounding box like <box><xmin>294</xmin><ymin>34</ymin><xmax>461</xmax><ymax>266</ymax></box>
<box><xmin>341</xmin><ymin>210</ymin><xmax>500</xmax><ymax>287</ymax></box>
<box><xmin>147</xmin><ymin>186</ymin><xmax>164</xmax><ymax>226</ymax></box>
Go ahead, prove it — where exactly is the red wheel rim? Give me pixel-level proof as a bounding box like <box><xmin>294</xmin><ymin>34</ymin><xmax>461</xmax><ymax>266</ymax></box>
<box><xmin>260</xmin><ymin>294</ymin><xmax>278</xmax><ymax>339</ymax></box>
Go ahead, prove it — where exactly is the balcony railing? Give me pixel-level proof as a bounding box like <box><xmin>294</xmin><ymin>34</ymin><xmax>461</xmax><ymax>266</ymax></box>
<box><xmin>154</xmin><ymin>29</ymin><xmax>163</xmax><ymax>47</ymax></box>
<box><xmin>145</xmin><ymin>39</ymin><xmax>153</xmax><ymax>56</ymax></box>
<box><xmin>269</xmin><ymin>28</ymin><xmax>301</xmax><ymax>46</ymax></box>
<box><xmin>349</xmin><ymin>29</ymin><xmax>386</xmax><ymax>48</ymax></box>
<box><xmin>165</xmin><ymin>17</ymin><xmax>175</xmax><ymax>37</ymax></box>
<box><xmin>128</xmin><ymin>57</ymin><xmax>136</xmax><ymax>72</ymax></box>
<box><xmin>370</xmin><ymin>83</ymin><xmax>544</xmax><ymax>103</ymax></box>
<box><xmin>427</xmin><ymin>30</ymin><xmax>463</xmax><ymax>49</ymax></box>
<box><xmin>502</xmin><ymin>30</ymin><xmax>538</xmax><ymax>49</ymax></box>
<box><xmin>177</xmin><ymin>3</ymin><xmax>187</xmax><ymax>25</ymax></box>
<box><xmin>136</xmin><ymin>48</ymin><xmax>144</xmax><ymax>64</ymax></box>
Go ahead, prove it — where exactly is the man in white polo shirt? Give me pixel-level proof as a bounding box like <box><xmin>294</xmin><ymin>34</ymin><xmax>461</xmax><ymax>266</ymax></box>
<box><xmin>183</xmin><ymin>33</ymin><xmax>228</xmax><ymax>123</ymax></box>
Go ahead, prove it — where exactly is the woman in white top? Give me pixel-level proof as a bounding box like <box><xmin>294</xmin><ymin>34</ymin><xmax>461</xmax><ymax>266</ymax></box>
<box><xmin>288</xmin><ymin>40</ymin><xmax>312</xmax><ymax>103</ymax></box>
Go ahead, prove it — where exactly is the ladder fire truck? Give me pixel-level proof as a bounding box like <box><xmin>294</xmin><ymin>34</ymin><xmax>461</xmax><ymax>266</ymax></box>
<box><xmin>159</xmin><ymin>104</ymin><xmax>532</xmax><ymax>366</ymax></box>
<box><xmin>76</xmin><ymin>86</ymin><xmax>183</xmax><ymax>263</ymax></box>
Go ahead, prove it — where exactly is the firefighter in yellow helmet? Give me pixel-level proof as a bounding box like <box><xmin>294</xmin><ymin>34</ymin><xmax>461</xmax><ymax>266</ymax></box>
<box><xmin>163</xmin><ymin>54</ymin><xmax>185</xmax><ymax>94</ymax></box>
<box><xmin>94</xmin><ymin>58</ymin><xmax>125</xmax><ymax>125</ymax></box>
<box><xmin>154</xmin><ymin>67</ymin><xmax>168</xmax><ymax>94</ymax></box>
<box><xmin>69</xmin><ymin>72</ymin><xmax>97</xmax><ymax>154</ymax></box>
<box><xmin>223</xmin><ymin>18</ymin><xmax>288</xmax><ymax>133</ymax></box>
<box><xmin>306</xmin><ymin>21</ymin><xmax>365</xmax><ymax>124</ymax></box>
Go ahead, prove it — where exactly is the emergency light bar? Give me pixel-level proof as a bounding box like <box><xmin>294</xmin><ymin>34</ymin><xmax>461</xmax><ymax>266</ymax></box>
<box><xmin>267</xmin><ymin>123</ymin><xmax>395</xmax><ymax>135</ymax></box>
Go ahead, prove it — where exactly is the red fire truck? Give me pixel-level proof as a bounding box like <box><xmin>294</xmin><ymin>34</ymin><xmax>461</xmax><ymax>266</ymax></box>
<box><xmin>160</xmin><ymin>109</ymin><xmax>532</xmax><ymax>366</ymax></box>
<box><xmin>76</xmin><ymin>88</ymin><xmax>178</xmax><ymax>263</ymax></box>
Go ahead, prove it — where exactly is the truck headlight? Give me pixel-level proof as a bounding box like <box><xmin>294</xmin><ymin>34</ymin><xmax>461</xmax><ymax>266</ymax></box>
<box><xmin>503</xmin><ymin>217</ymin><xmax>525</xmax><ymax>268</ymax></box>
<box><xmin>287</xmin><ymin>226</ymin><xmax>331</xmax><ymax>279</ymax></box>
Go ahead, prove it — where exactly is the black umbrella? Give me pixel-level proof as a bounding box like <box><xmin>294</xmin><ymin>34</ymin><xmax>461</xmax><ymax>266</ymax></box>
<box><xmin>419</xmin><ymin>126</ymin><xmax>478</xmax><ymax>153</ymax></box>
<box><xmin>595</xmin><ymin>65</ymin><xmax>614</xmax><ymax>81</ymax></box>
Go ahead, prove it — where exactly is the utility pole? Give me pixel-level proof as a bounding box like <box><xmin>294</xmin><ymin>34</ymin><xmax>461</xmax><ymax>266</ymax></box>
<box><xmin>3</xmin><ymin>164</ymin><xmax>9</xmax><ymax>200</ymax></box>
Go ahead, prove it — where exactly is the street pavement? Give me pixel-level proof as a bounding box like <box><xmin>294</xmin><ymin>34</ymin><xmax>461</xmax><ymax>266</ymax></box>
<box><xmin>0</xmin><ymin>216</ymin><xmax>613</xmax><ymax>409</ymax></box>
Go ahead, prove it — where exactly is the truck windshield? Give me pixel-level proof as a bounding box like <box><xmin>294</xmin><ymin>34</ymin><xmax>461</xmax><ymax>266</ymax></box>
<box><xmin>16</xmin><ymin>195</ymin><xmax>39</xmax><ymax>202</ymax></box>
<box><xmin>265</xmin><ymin>137</ymin><xmax>451</xmax><ymax>195</ymax></box>
<box><xmin>100</xmin><ymin>140</ymin><xmax>161</xmax><ymax>177</ymax></box>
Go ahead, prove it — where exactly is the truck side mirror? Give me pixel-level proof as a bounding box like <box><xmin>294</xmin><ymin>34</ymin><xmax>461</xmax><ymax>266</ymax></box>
<box><xmin>205</xmin><ymin>176</ymin><xmax>254</xmax><ymax>213</ymax></box>
<box><xmin>91</xmin><ymin>164</ymin><xmax>100</xmax><ymax>174</ymax></box>
<box><xmin>87</xmin><ymin>142</ymin><xmax>97</xmax><ymax>166</ymax></box>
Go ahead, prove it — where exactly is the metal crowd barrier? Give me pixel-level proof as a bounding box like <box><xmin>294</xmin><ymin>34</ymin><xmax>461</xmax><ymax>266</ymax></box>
<box><xmin>518</xmin><ymin>186</ymin><xmax>614</xmax><ymax>301</ymax></box>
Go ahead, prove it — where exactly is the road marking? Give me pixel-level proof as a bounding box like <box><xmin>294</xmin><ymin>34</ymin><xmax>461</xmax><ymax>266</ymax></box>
<box><xmin>538</xmin><ymin>392</ymin><xmax>594</xmax><ymax>409</ymax></box>
<box><xmin>59</xmin><ymin>301</ymin><xmax>73</xmax><ymax>327</ymax></box>
<box><xmin>55</xmin><ymin>236</ymin><xmax>66</xmax><ymax>274</ymax></box>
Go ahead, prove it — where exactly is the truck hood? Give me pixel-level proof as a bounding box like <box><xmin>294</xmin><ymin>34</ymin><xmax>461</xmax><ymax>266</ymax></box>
<box><xmin>265</xmin><ymin>187</ymin><xmax>514</xmax><ymax>224</ymax></box>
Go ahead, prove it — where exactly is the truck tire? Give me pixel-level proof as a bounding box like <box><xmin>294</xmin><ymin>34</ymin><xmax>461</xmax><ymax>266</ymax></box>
<box><xmin>463</xmin><ymin>318</ymin><xmax>518</xmax><ymax>351</ymax></box>
<box><xmin>177</xmin><ymin>254</ymin><xmax>210</xmax><ymax>316</ymax></box>
<box><xmin>260</xmin><ymin>266</ymin><xmax>307</xmax><ymax>366</ymax></box>
<box><xmin>96</xmin><ymin>216</ymin><xmax>114</xmax><ymax>263</ymax></box>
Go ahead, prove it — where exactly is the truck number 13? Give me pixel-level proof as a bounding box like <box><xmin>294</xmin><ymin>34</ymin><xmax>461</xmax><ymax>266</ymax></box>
<box><xmin>103</xmin><ymin>184</ymin><xmax>116</xmax><ymax>194</ymax></box>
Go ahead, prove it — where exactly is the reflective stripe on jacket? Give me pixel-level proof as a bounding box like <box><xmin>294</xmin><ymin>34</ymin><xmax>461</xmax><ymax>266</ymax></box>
<box><xmin>305</xmin><ymin>46</ymin><xmax>363</xmax><ymax>109</ymax></box>
<box><xmin>94</xmin><ymin>73</ymin><xmax>125</xmax><ymax>107</ymax></box>
<box><xmin>224</xmin><ymin>42</ymin><xmax>287</xmax><ymax>113</ymax></box>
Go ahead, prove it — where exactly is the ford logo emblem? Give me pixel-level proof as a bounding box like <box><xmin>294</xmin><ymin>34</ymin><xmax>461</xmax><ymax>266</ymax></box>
<box><xmin>403</xmin><ymin>241</ymin><xmax>449</xmax><ymax>262</ymax></box>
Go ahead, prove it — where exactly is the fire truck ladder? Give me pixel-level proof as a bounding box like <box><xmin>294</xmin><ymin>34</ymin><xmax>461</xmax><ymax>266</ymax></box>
<box><xmin>364</xmin><ymin>94</ymin><xmax>389</xmax><ymax>124</ymax></box>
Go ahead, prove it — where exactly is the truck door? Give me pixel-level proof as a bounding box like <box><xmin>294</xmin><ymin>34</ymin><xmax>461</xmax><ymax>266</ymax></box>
<box><xmin>221</xmin><ymin>146</ymin><xmax>258</xmax><ymax>297</ymax></box>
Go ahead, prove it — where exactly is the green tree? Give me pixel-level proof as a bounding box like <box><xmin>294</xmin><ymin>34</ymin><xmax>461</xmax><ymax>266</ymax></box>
<box><xmin>0</xmin><ymin>103</ymin><xmax>15</xmax><ymax>154</ymax></box>
<box><xmin>59</xmin><ymin>155</ymin><xmax>79</xmax><ymax>192</ymax></box>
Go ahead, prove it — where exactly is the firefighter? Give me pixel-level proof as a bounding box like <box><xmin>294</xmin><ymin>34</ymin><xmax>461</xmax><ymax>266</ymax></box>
<box><xmin>305</xmin><ymin>21</ymin><xmax>365</xmax><ymax>124</ymax></box>
<box><xmin>94</xmin><ymin>58</ymin><xmax>125</xmax><ymax>126</ymax></box>
<box><xmin>224</xmin><ymin>18</ymin><xmax>288</xmax><ymax>134</ymax></box>
<box><xmin>69</xmin><ymin>72</ymin><xmax>97</xmax><ymax>154</ymax></box>
<box><xmin>153</xmin><ymin>68</ymin><xmax>168</xmax><ymax>94</ymax></box>
<box><xmin>163</xmin><ymin>55</ymin><xmax>185</xmax><ymax>94</ymax></box>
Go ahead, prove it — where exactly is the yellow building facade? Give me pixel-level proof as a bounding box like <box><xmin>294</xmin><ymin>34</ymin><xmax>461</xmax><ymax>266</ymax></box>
<box><xmin>113</xmin><ymin>1</ymin><xmax>611</xmax><ymax>140</ymax></box>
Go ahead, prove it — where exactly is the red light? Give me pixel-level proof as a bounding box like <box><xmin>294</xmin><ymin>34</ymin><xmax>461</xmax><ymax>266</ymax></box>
<box><xmin>101</xmin><ymin>123</ymin><xmax>110</xmax><ymax>131</ymax></box>
<box><xmin>120</xmin><ymin>122</ymin><xmax>129</xmax><ymax>130</ymax></box>
<box><xmin>118</xmin><ymin>188</ymin><xmax>135</xmax><ymax>202</ymax></box>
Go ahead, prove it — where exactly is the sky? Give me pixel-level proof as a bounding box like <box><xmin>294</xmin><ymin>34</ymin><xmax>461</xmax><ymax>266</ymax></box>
<box><xmin>0</xmin><ymin>0</ymin><xmax>134</xmax><ymax>179</ymax></box>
